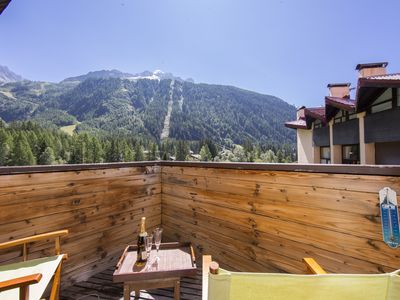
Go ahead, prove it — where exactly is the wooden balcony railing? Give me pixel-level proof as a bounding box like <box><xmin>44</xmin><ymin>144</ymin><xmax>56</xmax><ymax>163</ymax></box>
<box><xmin>0</xmin><ymin>161</ymin><xmax>399</xmax><ymax>287</ymax></box>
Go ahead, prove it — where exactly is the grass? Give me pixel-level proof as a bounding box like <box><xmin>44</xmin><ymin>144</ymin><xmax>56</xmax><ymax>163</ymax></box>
<box><xmin>60</xmin><ymin>122</ymin><xmax>80</xmax><ymax>135</ymax></box>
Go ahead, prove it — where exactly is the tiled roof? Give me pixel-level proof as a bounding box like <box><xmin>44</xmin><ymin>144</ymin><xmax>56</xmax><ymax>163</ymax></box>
<box><xmin>284</xmin><ymin>119</ymin><xmax>307</xmax><ymax>130</ymax></box>
<box><xmin>325</xmin><ymin>96</ymin><xmax>356</xmax><ymax>110</ymax></box>
<box><xmin>305</xmin><ymin>107</ymin><xmax>326</xmax><ymax>121</ymax></box>
<box><xmin>285</xmin><ymin>63</ymin><xmax>400</xmax><ymax>129</ymax></box>
<box><xmin>325</xmin><ymin>97</ymin><xmax>356</xmax><ymax>122</ymax></box>
<box><xmin>365</xmin><ymin>73</ymin><xmax>400</xmax><ymax>81</ymax></box>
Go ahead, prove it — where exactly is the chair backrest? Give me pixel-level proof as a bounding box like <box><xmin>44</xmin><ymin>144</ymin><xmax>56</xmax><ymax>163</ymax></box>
<box><xmin>0</xmin><ymin>230</ymin><xmax>68</xmax><ymax>262</ymax></box>
<box><xmin>208</xmin><ymin>268</ymin><xmax>400</xmax><ymax>300</ymax></box>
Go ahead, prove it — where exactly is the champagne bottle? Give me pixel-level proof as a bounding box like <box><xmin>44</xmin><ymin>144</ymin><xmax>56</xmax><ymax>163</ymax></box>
<box><xmin>136</xmin><ymin>217</ymin><xmax>148</xmax><ymax>264</ymax></box>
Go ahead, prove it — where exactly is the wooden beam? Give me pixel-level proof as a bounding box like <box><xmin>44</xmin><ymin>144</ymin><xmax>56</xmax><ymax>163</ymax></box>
<box><xmin>0</xmin><ymin>161</ymin><xmax>400</xmax><ymax>176</ymax></box>
<box><xmin>0</xmin><ymin>273</ymin><xmax>42</xmax><ymax>292</ymax></box>
<box><xmin>302</xmin><ymin>258</ymin><xmax>327</xmax><ymax>274</ymax></box>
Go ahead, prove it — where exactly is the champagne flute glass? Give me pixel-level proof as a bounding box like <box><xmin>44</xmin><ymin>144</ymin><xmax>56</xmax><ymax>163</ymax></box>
<box><xmin>145</xmin><ymin>235</ymin><xmax>153</xmax><ymax>261</ymax></box>
<box><xmin>153</xmin><ymin>228</ymin><xmax>163</xmax><ymax>261</ymax></box>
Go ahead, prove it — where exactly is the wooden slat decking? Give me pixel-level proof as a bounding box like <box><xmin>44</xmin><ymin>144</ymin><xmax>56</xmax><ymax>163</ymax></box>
<box><xmin>61</xmin><ymin>265</ymin><xmax>202</xmax><ymax>300</ymax></box>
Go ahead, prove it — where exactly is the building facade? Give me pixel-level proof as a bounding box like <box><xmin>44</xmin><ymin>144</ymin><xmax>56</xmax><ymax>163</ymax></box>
<box><xmin>286</xmin><ymin>62</ymin><xmax>400</xmax><ymax>165</ymax></box>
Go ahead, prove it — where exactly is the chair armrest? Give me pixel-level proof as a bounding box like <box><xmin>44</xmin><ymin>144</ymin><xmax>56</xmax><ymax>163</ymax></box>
<box><xmin>0</xmin><ymin>230</ymin><xmax>68</xmax><ymax>250</ymax></box>
<box><xmin>0</xmin><ymin>273</ymin><xmax>42</xmax><ymax>292</ymax></box>
<box><xmin>302</xmin><ymin>258</ymin><xmax>327</xmax><ymax>274</ymax></box>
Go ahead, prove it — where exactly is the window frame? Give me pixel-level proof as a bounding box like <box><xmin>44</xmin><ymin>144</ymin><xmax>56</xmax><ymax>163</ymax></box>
<box><xmin>314</xmin><ymin>119</ymin><xmax>322</xmax><ymax>129</ymax></box>
<box><xmin>334</xmin><ymin>110</ymin><xmax>356</xmax><ymax>124</ymax></box>
<box><xmin>367</xmin><ymin>88</ymin><xmax>395</xmax><ymax>114</ymax></box>
<box><xmin>342</xmin><ymin>144</ymin><xmax>360</xmax><ymax>164</ymax></box>
<box><xmin>320</xmin><ymin>146</ymin><xmax>331</xmax><ymax>164</ymax></box>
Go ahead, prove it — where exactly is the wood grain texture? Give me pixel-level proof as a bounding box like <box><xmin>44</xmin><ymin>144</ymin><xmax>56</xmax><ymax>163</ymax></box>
<box><xmin>1</xmin><ymin>162</ymin><xmax>399</xmax><ymax>291</ymax></box>
<box><xmin>161</xmin><ymin>166</ymin><xmax>400</xmax><ymax>275</ymax></box>
<box><xmin>113</xmin><ymin>242</ymin><xmax>197</xmax><ymax>282</ymax></box>
<box><xmin>0</xmin><ymin>165</ymin><xmax>161</xmax><ymax>286</ymax></box>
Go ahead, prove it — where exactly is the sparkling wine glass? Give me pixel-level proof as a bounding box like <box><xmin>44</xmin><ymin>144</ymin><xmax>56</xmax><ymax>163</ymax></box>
<box><xmin>145</xmin><ymin>235</ymin><xmax>153</xmax><ymax>260</ymax></box>
<box><xmin>153</xmin><ymin>228</ymin><xmax>163</xmax><ymax>261</ymax></box>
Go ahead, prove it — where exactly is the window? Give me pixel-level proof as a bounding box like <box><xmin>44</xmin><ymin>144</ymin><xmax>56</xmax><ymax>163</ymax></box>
<box><xmin>334</xmin><ymin>110</ymin><xmax>344</xmax><ymax>123</ymax></box>
<box><xmin>320</xmin><ymin>146</ymin><xmax>331</xmax><ymax>164</ymax></box>
<box><xmin>334</xmin><ymin>110</ymin><xmax>356</xmax><ymax>123</ymax></box>
<box><xmin>314</xmin><ymin>119</ymin><xmax>322</xmax><ymax>128</ymax></box>
<box><xmin>371</xmin><ymin>101</ymin><xmax>392</xmax><ymax>113</ymax></box>
<box><xmin>342</xmin><ymin>144</ymin><xmax>360</xmax><ymax>164</ymax></box>
<box><xmin>369</xmin><ymin>88</ymin><xmax>393</xmax><ymax>114</ymax></box>
<box><xmin>348</xmin><ymin>112</ymin><xmax>357</xmax><ymax>120</ymax></box>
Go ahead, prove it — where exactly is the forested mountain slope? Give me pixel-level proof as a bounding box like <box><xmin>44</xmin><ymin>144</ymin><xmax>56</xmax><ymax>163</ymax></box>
<box><xmin>0</xmin><ymin>68</ymin><xmax>296</xmax><ymax>147</ymax></box>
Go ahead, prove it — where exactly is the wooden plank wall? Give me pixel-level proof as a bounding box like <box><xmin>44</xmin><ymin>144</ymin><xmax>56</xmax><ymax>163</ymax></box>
<box><xmin>0</xmin><ymin>165</ymin><xmax>161</xmax><ymax>285</ymax></box>
<box><xmin>162</xmin><ymin>166</ymin><xmax>400</xmax><ymax>274</ymax></box>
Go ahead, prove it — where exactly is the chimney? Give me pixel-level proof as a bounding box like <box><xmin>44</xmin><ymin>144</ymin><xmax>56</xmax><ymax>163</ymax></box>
<box><xmin>355</xmin><ymin>62</ymin><xmax>388</xmax><ymax>78</ymax></box>
<box><xmin>327</xmin><ymin>83</ymin><xmax>351</xmax><ymax>98</ymax></box>
<box><xmin>297</xmin><ymin>106</ymin><xmax>305</xmax><ymax>119</ymax></box>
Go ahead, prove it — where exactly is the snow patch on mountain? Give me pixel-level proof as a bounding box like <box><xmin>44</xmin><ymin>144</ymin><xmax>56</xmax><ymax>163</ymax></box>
<box><xmin>0</xmin><ymin>65</ymin><xmax>24</xmax><ymax>84</ymax></box>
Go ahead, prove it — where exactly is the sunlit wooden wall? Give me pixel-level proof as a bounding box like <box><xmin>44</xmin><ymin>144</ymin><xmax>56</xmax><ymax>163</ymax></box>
<box><xmin>0</xmin><ymin>164</ymin><xmax>161</xmax><ymax>285</ymax></box>
<box><xmin>162</xmin><ymin>165</ymin><xmax>400</xmax><ymax>274</ymax></box>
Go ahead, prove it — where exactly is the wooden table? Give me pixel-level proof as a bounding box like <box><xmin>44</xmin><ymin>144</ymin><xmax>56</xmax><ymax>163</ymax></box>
<box><xmin>113</xmin><ymin>242</ymin><xmax>197</xmax><ymax>300</ymax></box>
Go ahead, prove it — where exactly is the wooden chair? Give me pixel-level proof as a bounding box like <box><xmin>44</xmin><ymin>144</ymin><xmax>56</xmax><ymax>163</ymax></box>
<box><xmin>0</xmin><ymin>230</ymin><xmax>68</xmax><ymax>300</ymax></box>
<box><xmin>202</xmin><ymin>255</ymin><xmax>400</xmax><ymax>300</ymax></box>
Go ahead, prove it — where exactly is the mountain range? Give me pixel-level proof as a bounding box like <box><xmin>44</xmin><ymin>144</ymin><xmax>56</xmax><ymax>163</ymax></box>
<box><xmin>0</xmin><ymin>65</ymin><xmax>296</xmax><ymax>147</ymax></box>
<box><xmin>0</xmin><ymin>65</ymin><xmax>24</xmax><ymax>84</ymax></box>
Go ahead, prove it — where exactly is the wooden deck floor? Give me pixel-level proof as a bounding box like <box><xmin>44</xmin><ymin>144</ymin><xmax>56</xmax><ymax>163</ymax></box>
<box><xmin>61</xmin><ymin>266</ymin><xmax>202</xmax><ymax>300</ymax></box>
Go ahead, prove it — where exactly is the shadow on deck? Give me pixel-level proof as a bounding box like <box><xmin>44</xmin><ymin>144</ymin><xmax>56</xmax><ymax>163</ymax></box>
<box><xmin>61</xmin><ymin>266</ymin><xmax>202</xmax><ymax>300</ymax></box>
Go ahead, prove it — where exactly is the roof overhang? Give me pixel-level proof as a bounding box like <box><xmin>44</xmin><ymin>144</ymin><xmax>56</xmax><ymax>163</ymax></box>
<box><xmin>325</xmin><ymin>96</ymin><xmax>356</xmax><ymax>122</ymax></box>
<box><xmin>0</xmin><ymin>0</ymin><xmax>12</xmax><ymax>15</ymax></box>
<box><xmin>356</xmin><ymin>74</ymin><xmax>400</xmax><ymax>112</ymax></box>
<box><xmin>304</xmin><ymin>107</ymin><xmax>326</xmax><ymax>128</ymax></box>
<box><xmin>284</xmin><ymin>119</ymin><xmax>308</xmax><ymax>130</ymax></box>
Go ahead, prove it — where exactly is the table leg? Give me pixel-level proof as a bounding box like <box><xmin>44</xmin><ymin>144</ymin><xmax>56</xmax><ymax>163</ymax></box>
<box><xmin>124</xmin><ymin>284</ymin><xmax>131</xmax><ymax>300</ymax></box>
<box><xmin>174</xmin><ymin>280</ymin><xmax>180</xmax><ymax>300</ymax></box>
<box><xmin>135</xmin><ymin>289</ymin><xmax>140</xmax><ymax>299</ymax></box>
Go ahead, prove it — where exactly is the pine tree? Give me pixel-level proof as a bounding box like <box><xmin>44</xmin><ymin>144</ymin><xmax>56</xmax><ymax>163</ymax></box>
<box><xmin>11</xmin><ymin>133</ymin><xmax>36</xmax><ymax>166</ymax></box>
<box><xmin>106</xmin><ymin>139</ymin><xmax>121</xmax><ymax>162</ymax></box>
<box><xmin>147</xmin><ymin>143</ymin><xmax>158</xmax><ymax>161</ymax></box>
<box><xmin>260</xmin><ymin>149</ymin><xmax>278</xmax><ymax>163</ymax></box>
<box><xmin>91</xmin><ymin>137</ymin><xmax>104</xmax><ymax>163</ymax></box>
<box><xmin>162</xmin><ymin>151</ymin><xmax>168</xmax><ymax>160</ymax></box>
<box><xmin>123</xmin><ymin>142</ymin><xmax>135</xmax><ymax>162</ymax></box>
<box><xmin>69</xmin><ymin>135</ymin><xmax>87</xmax><ymax>164</ymax></box>
<box><xmin>0</xmin><ymin>129</ymin><xmax>11</xmax><ymax>166</ymax></box>
<box><xmin>134</xmin><ymin>143</ymin><xmax>144</xmax><ymax>161</ymax></box>
<box><xmin>200</xmin><ymin>139</ymin><xmax>217</xmax><ymax>159</ymax></box>
<box><xmin>38</xmin><ymin>147</ymin><xmax>56</xmax><ymax>165</ymax></box>
<box><xmin>276</xmin><ymin>149</ymin><xmax>284</xmax><ymax>163</ymax></box>
<box><xmin>199</xmin><ymin>145</ymin><xmax>212</xmax><ymax>161</ymax></box>
<box><xmin>175</xmin><ymin>140</ymin><xmax>188</xmax><ymax>161</ymax></box>
<box><xmin>232</xmin><ymin>145</ymin><xmax>246</xmax><ymax>162</ymax></box>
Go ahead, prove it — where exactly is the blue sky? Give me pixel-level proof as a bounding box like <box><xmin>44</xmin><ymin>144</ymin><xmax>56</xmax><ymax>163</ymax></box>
<box><xmin>0</xmin><ymin>0</ymin><xmax>399</xmax><ymax>107</ymax></box>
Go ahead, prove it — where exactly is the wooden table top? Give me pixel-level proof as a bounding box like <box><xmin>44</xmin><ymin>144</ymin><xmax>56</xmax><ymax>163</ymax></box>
<box><xmin>113</xmin><ymin>242</ymin><xmax>197</xmax><ymax>282</ymax></box>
